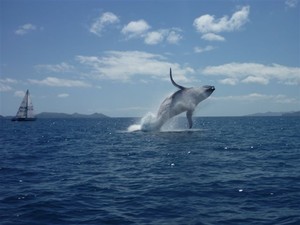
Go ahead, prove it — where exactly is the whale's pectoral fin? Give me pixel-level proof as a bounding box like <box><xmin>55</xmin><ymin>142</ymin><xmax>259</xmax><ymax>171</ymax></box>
<box><xmin>186</xmin><ymin>110</ymin><xmax>193</xmax><ymax>129</ymax></box>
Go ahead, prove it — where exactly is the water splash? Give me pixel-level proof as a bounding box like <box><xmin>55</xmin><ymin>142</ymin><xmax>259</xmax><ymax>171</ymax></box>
<box><xmin>127</xmin><ymin>124</ymin><xmax>142</xmax><ymax>132</ymax></box>
<box><xmin>127</xmin><ymin>113</ymin><xmax>187</xmax><ymax>132</ymax></box>
<box><xmin>127</xmin><ymin>113</ymin><xmax>158</xmax><ymax>132</ymax></box>
<box><xmin>140</xmin><ymin>113</ymin><xmax>159</xmax><ymax>131</ymax></box>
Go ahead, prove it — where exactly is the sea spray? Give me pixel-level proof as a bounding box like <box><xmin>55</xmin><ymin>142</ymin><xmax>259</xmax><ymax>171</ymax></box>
<box><xmin>127</xmin><ymin>113</ymin><xmax>159</xmax><ymax>132</ymax></box>
<box><xmin>160</xmin><ymin>117</ymin><xmax>181</xmax><ymax>132</ymax></box>
<box><xmin>127</xmin><ymin>124</ymin><xmax>142</xmax><ymax>132</ymax></box>
<box><xmin>140</xmin><ymin>113</ymin><xmax>159</xmax><ymax>131</ymax></box>
<box><xmin>127</xmin><ymin>113</ymin><xmax>182</xmax><ymax>132</ymax></box>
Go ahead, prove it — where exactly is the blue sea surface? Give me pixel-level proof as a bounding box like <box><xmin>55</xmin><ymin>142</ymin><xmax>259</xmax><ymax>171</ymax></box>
<box><xmin>1</xmin><ymin>117</ymin><xmax>300</xmax><ymax>225</ymax></box>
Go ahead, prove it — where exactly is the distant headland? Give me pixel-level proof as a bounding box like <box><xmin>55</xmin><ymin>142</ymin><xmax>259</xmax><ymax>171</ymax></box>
<box><xmin>244</xmin><ymin>111</ymin><xmax>300</xmax><ymax>117</ymax></box>
<box><xmin>1</xmin><ymin>112</ymin><xmax>109</xmax><ymax>119</ymax></box>
<box><xmin>36</xmin><ymin>112</ymin><xmax>109</xmax><ymax>119</ymax></box>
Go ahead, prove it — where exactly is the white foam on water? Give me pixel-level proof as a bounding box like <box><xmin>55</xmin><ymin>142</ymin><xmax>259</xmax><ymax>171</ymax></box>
<box><xmin>140</xmin><ymin>113</ymin><xmax>159</xmax><ymax>131</ymax></box>
<box><xmin>127</xmin><ymin>112</ymin><xmax>204</xmax><ymax>133</ymax></box>
<box><xmin>160</xmin><ymin>128</ymin><xmax>204</xmax><ymax>133</ymax></box>
<box><xmin>127</xmin><ymin>112</ymin><xmax>157</xmax><ymax>132</ymax></box>
<box><xmin>126</xmin><ymin>102</ymin><xmax>209</xmax><ymax>132</ymax></box>
<box><xmin>127</xmin><ymin>124</ymin><xmax>142</xmax><ymax>132</ymax></box>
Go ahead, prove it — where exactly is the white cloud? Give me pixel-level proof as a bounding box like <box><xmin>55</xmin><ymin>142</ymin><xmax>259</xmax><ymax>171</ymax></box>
<box><xmin>15</xmin><ymin>23</ymin><xmax>37</xmax><ymax>35</ymax></box>
<box><xmin>0</xmin><ymin>78</ymin><xmax>18</xmax><ymax>92</ymax></box>
<box><xmin>90</xmin><ymin>12</ymin><xmax>119</xmax><ymax>36</ymax></box>
<box><xmin>143</xmin><ymin>28</ymin><xmax>182</xmax><ymax>45</ymax></box>
<box><xmin>57</xmin><ymin>93</ymin><xmax>70</xmax><ymax>98</ymax></box>
<box><xmin>121</xmin><ymin>19</ymin><xmax>182</xmax><ymax>45</ymax></box>
<box><xmin>28</xmin><ymin>77</ymin><xmax>91</xmax><ymax>87</ymax></box>
<box><xmin>121</xmin><ymin>20</ymin><xmax>150</xmax><ymax>37</ymax></box>
<box><xmin>193</xmin><ymin>6</ymin><xmax>250</xmax><ymax>42</ymax></box>
<box><xmin>76</xmin><ymin>51</ymin><xmax>194</xmax><ymax>82</ymax></box>
<box><xmin>144</xmin><ymin>31</ymin><xmax>165</xmax><ymax>45</ymax></box>
<box><xmin>212</xmin><ymin>93</ymin><xmax>299</xmax><ymax>104</ymax></box>
<box><xmin>202</xmin><ymin>62</ymin><xmax>300</xmax><ymax>85</ymax></box>
<box><xmin>285</xmin><ymin>0</ymin><xmax>298</xmax><ymax>8</ymax></box>
<box><xmin>193</xmin><ymin>6</ymin><xmax>250</xmax><ymax>33</ymax></box>
<box><xmin>219</xmin><ymin>78</ymin><xmax>238</xmax><ymax>86</ymax></box>
<box><xmin>0</xmin><ymin>83</ymin><xmax>12</xmax><ymax>92</ymax></box>
<box><xmin>14</xmin><ymin>90</ymin><xmax>25</xmax><ymax>98</ymax></box>
<box><xmin>35</xmin><ymin>62</ymin><xmax>74</xmax><ymax>73</ymax></box>
<box><xmin>166</xmin><ymin>30</ymin><xmax>183</xmax><ymax>44</ymax></box>
<box><xmin>242</xmin><ymin>76</ymin><xmax>269</xmax><ymax>85</ymax></box>
<box><xmin>0</xmin><ymin>78</ymin><xmax>18</xmax><ymax>83</ymax></box>
<box><xmin>201</xmin><ymin>33</ymin><xmax>225</xmax><ymax>41</ymax></box>
<box><xmin>194</xmin><ymin>45</ymin><xmax>216</xmax><ymax>53</ymax></box>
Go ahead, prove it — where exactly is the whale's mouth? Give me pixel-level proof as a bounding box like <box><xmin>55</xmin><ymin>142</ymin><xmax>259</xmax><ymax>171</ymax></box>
<box><xmin>204</xmin><ymin>85</ymin><xmax>215</xmax><ymax>93</ymax></box>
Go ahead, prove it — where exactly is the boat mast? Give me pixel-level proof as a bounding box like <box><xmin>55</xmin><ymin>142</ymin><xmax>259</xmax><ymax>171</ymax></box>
<box><xmin>25</xmin><ymin>90</ymin><xmax>29</xmax><ymax>119</ymax></box>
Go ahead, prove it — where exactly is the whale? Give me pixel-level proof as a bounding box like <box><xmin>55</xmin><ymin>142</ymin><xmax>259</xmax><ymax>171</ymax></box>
<box><xmin>141</xmin><ymin>68</ymin><xmax>215</xmax><ymax>131</ymax></box>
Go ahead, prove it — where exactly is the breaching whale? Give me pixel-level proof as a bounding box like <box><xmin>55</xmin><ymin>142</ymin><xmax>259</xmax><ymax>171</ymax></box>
<box><xmin>141</xmin><ymin>68</ymin><xmax>215</xmax><ymax>131</ymax></box>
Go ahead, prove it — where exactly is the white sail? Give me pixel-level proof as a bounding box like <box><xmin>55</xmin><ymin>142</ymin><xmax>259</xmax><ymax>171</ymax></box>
<box><xmin>27</xmin><ymin>95</ymin><xmax>35</xmax><ymax>118</ymax></box>
<box><xmin>13</xmin><ymin>90</ymin><xmax>36</xmax><ymax>121</ymax></box>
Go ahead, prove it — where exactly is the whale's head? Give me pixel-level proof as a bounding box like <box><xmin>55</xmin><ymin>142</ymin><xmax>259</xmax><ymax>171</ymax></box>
<box><xmin>202</xmin><ymin>85</ymin><xmax>215</xmax><ymax>96</ymax></box>
<box><xmin>192</xmin><ymin>85</ymin><xmax>215</xmax><ymax>104</ymax></box>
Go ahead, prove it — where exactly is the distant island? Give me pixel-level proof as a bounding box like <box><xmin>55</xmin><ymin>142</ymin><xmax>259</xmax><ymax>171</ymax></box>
<box><xmin>245</xmin><ymin>111</ymin><xmax>300</xmax><ymax>117</ymax></box>
<box><xmin>37</xmin><ymin>112</ymin><xmax>109</xmax><ymax>119</ymax></box>
<box><xmin>1</xmin><ymin>112</ymin><xmax>109</xmax><ymax>119</ymax></box>
<box><xmin>282</xmin><ymin>111</ymin><xmax>300</xmax><ymax>116</ymax></box>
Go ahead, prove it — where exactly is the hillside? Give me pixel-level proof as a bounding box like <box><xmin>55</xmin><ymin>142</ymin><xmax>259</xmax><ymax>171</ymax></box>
<box><xmin>282</xmin><ymin>111</ymin><xmax>300</xmax><ymax>117</ymax></box>
<box><xmin>245</xmin><ymin>111</ymin><xmax>300</xmax><ymax>117</ymax></box>
<box><xmin>36</xmin><ymin>112</ymin><xmax>109</xmax><ymax>118</ymax></box>
<box><xmin>245</xmin><ymin>112</ymin><xmax>283</xmax><ymax>117</ymax></box>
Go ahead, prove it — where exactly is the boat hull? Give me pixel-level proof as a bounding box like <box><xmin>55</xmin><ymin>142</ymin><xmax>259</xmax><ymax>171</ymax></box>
<box><xmin>11</xmin><ymin>117</ymin><xmax>37</xmax><ymax>122</ymax></box>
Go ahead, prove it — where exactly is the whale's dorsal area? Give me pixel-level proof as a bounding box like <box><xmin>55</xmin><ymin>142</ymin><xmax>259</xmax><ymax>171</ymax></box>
<box><xmin>170</xmin><ymin>68</ymin><xmax>185</xmax><ymax>90</ymax></box>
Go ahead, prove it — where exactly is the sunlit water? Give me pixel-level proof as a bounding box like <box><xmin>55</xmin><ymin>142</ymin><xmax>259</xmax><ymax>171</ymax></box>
<box><xmin>1</xmin><ymin>117</ymin><xmax>300</xmax><ymax>225</ymax></box>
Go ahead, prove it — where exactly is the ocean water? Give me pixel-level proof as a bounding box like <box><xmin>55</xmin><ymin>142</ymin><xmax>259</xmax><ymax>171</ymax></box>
<box><xmin>1</xmin><ymin>117</ymin><xmax>300</xmax><ymax>225</ymax></box>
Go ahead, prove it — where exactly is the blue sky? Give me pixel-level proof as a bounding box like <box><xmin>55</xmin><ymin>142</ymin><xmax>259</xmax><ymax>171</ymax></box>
<box><xmin>1</xmin><ymin>0</ymin><xmax>299</xmax><ymax>117</ymax></box>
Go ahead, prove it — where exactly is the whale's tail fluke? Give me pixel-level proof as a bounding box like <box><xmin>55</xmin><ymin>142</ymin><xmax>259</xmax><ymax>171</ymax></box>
<box><xmin>170</xmin><ymin>68</ymin><xmax>185</xmax><ymax>90</ymax></box>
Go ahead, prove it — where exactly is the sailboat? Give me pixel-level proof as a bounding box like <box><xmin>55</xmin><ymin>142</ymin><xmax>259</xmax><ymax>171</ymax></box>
<box><xmin>11</xmin><ymin>90</ymin><xmax>37</xmax><ymax>121</ymax></box>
